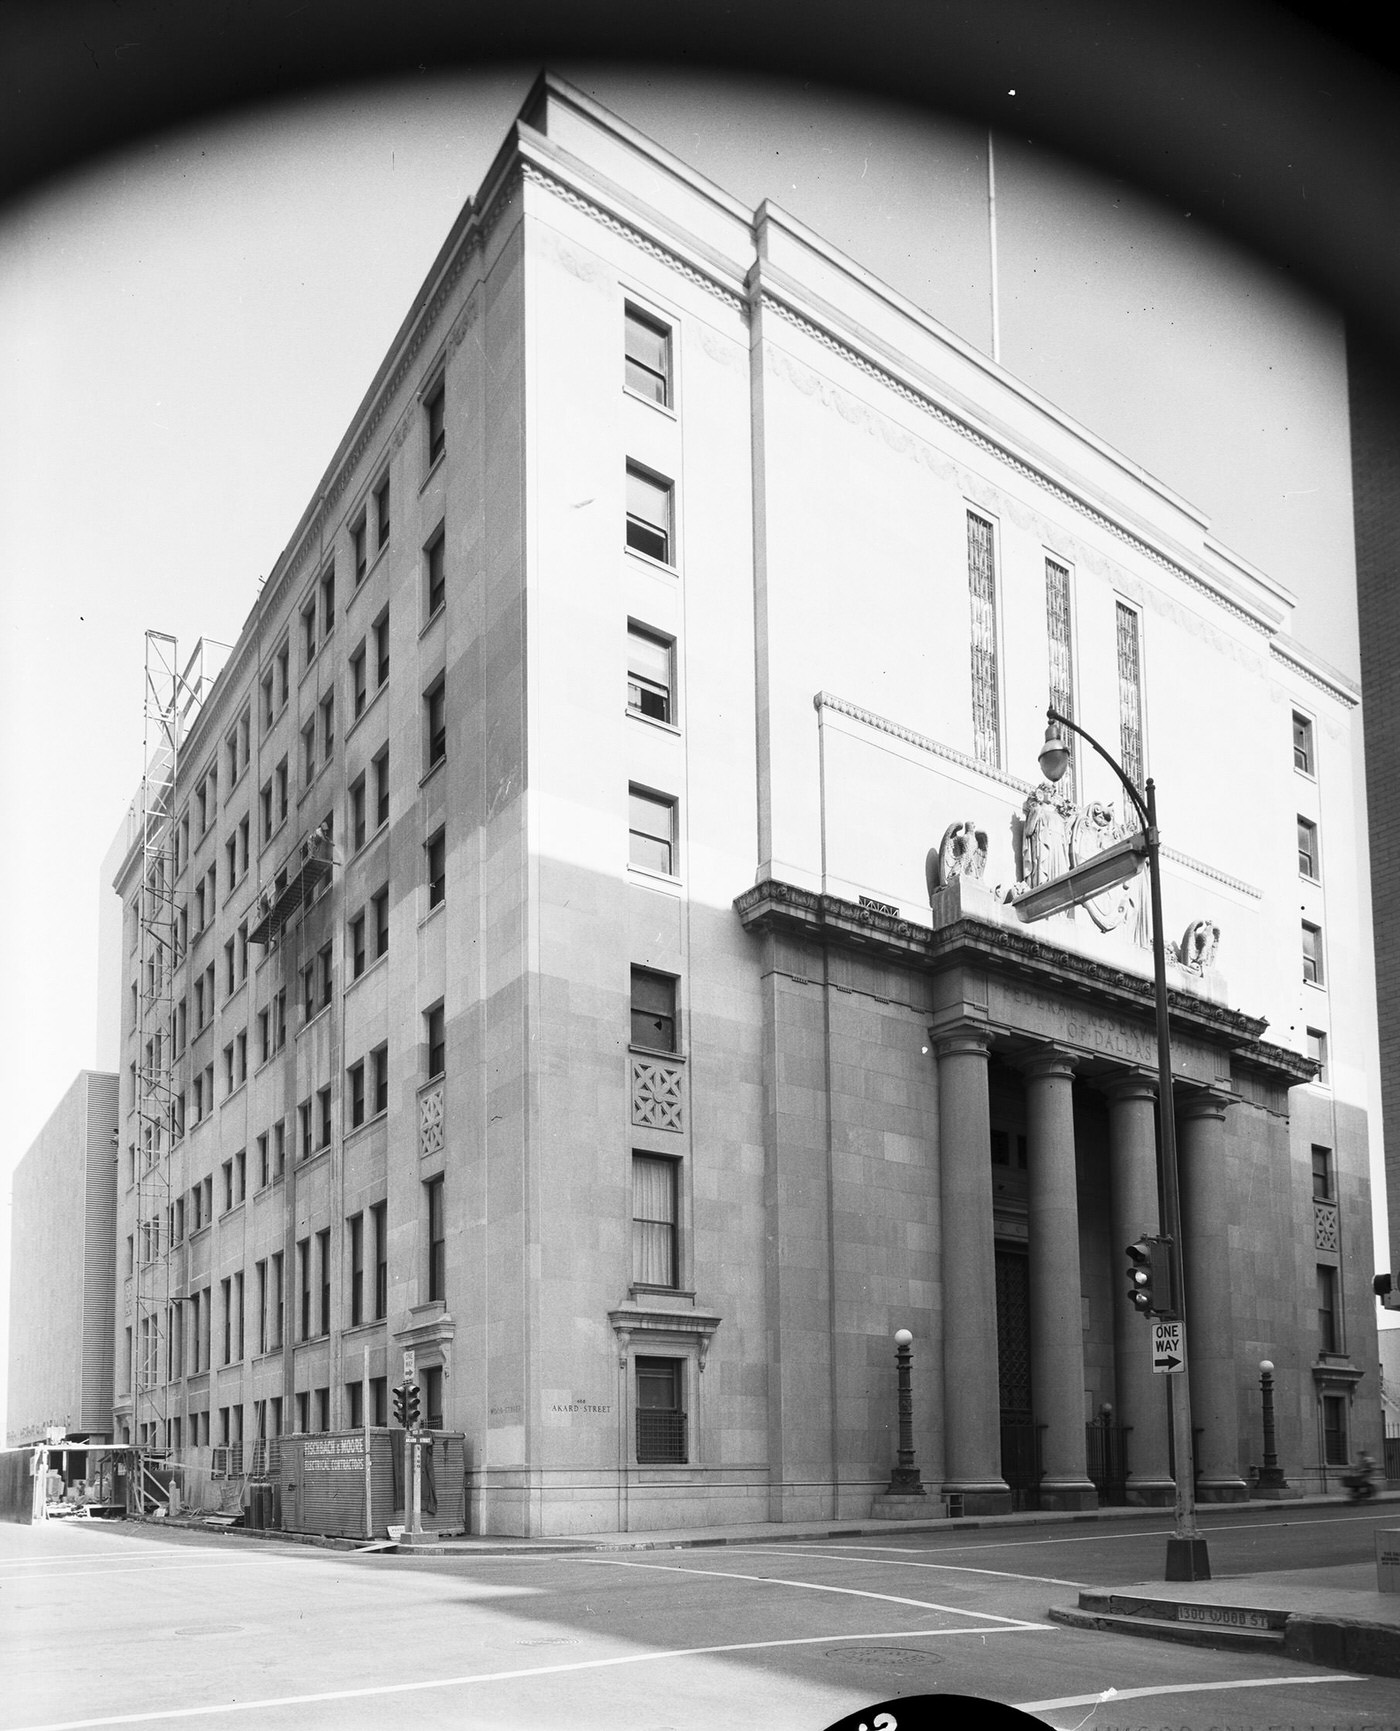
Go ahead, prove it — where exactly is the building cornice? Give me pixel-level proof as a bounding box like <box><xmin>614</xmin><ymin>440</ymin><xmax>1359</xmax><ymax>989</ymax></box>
<box><xmin>1268</xmin><ymin>638</ymin><xmax>1361</xmax><ymax>708</ymax></box>
<box><xmin>734</xmin><ymin>878</ymin><xmax>1309</xmax><ymax>1086</ymax></box>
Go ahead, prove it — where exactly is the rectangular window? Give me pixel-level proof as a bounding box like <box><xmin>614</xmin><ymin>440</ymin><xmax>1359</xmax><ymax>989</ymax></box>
<box><xmin>635</xmin><ymin>1357</ymin><xmax>686</xmax><ymax>1464</ymax></box>
<box><xmin>236</xmin><ymin>1031</ymin><xmax>247</xmax><ymax>1084</ymax></box>
<box><xmin>222</xmin><ymin>1278</ymin><xmax>232</xmax><ymax>1364</ymax></box>
<box><xmin>299</xmin><ymin>1098</ymin><xmax>313</xmax><ymax>1161</ymax></box>
<box><xmin>318</xmin><ymin>945</ymin><xmax>333</xmax><ymax>1009</ymax></box>
<box><xmin>371</xmin><ymin>1377</ymin><xmax>387</xmax><ymax>1427</ymax></box>
<box><xmin>425</xmin><ymin>529</ymin><xmax>446</xmax><ymax>616</ymax></box>
<box><xmin>426</xmin><ymin>1004</ymin><xmax>445</xmax><ymax>1078</ymax></box>
<box><xmin>1298</xmin><ymin>816</ymin><xmax>1319</xmax><ymax>879</ymax></box>
<box><xmin>374</xmin><ymin>475</ymin><xmax>391</xmax><ymax>550</ymax></box>
<box><xmin>235</xmin><ymin>1148</ymin><xmax>245</xmax><ymax>1201</ymax></box>
<box><xmin>274</xmin><ymin>988</ymin><xmax>287</xmax><ymax>1050</ymax></box>
<box><xmin>298</xmin><ymin>1237</ymin><xmax>311</xmax><ymax>1341</ymax></box>
<box><xmin>351</xmin><ymin>644</ymin><xmax>367</xmax><ymax>718</ymax></box>
<box><xmin>372</xmin><ymin>1043</ymin><xmax>389</xmax><ymax>1115</ymax></box>
<box><xmin>633</xmin><ymin>1154</ymin><xmax>678</xmax><ymax>1288</ymax></box>
<box><xmin>235</xmin><ymin>1271</ymin><xmax>244</xmax><ymax>1360</ymax></box>
<box><xmin>258</xmin><ymin>1008</ymin><xmax>270</xmax><ymax>1064</ymax></box>
<box><xmin>625</xmin><ymin>304</ymin><xmax>671</xmax><ymax>405</ymax></box>
<box><xmin>272</xmin><ymin>1251</ymin><xmax>283</xmax><ymax>1348</ymax></box>
<box><xmin>296</xmin><ymin>1391</ymin><xmax>309</xmax><ymax>1435</ymax></box>
<box><xmin>373</xmin><ymin>887</ymin><xmax>390</xmax><ymax>959</ymax></box>
<box><xmin>256</xmin><ymin>1261</ymin><xmax>268</xmax><ymax>1354</ymax></box>
<box><xmin>349</xmin><ymin>1213</ymin><xmax>365</xmax><ymax>1327</ymax></box>
<box><xmin>1294</xmin><ymin>711</ymin><xmax>1315</xmax><ymax>775</ymax></box>
<box><xmin>1307</xmin><ymin>1026</ymin><xmax>1328</xmax><ymax>1084</ymax></box>
<box><xmin>629</xmin><ymin>786</ymin><xmax>676</xmax><ymax>875</ymax></box>
<box><xmin>427</xmin><ymin>1175</ymin><xmax>446</xmax><ymax>1303</ymax></box>
<box><xmin>425</xmin><ymin>680</ymin><xmax>446</xmax><ymax>770</ymax></box>
<box><xmin>350</xmin><ymin>775</ymin><xmax>367</xmax><ymax>850</ymax></box>
<box><xmin>274</xmin><ymin>1121</ymin><xmax>286</xmax><ymax>1176</ymax></box>
<box><xmin>1116</xmin><ymin>600</ymin><xmax>1145</xmax><ymax>792</ymax></box>
<box><xmin>302</xmin><ymin>719</ymin><xmax>317</xmax><ymax>784</ymax></box>
<box><xmin>349</xmin><ymin>1061</ymin><xmax>366</xmax><ymax>1128</ymax></box>
<box><xmin>374</xmin><ymin>612</ymin><xmax>390</xmax><ymax>688</ymax></box>
<box><xmin>424</xmin><ymin>1366</ymin><xmax>443</xmax><ymax>1431</ymax></box>
<box><xmin>257</xmin><ymin>1133</ymin><xmax>269</xmax><ymax>1189</ymax></box>
<box><xmin>302</xmin><ymin>960</ymin><xmax>317</xmax><ymax>1022</ymax></box>
<box><xmin>1303</xmin><ymin>921</ymin><xmax>1324</xmax><ymax>985</ymax></box>
<box><xmin>374</xmin><ymin>748</ymin><xmax>390</xmax><ymax>828</ymax></box>
<box><xmin>351</xmin><ymin>912</ymin><xmax>367</xmax><ymax>978</ymax></box>
<box><xmin>302</xmin><ymin>598</ymin><xmax>318</xmax><ymax>666</ymax></box>
<box><xmin>260</xmin><ymin>779</ymin><xmax>274</xmax><ymax>844</ymax></box>
<box><xmin>627</xmin><ymin>624</ymin><xmax>674</xmax><ymax>724</ymax></box>
<box><xmin>1312</xmin><ymin>1144</ymin><xmax>1334</xmax><ymax>1201</ymax></box>
<box><xmin>372</xmin><ymin>1201</ymin><xmax>388</xmax><ymax>1319</ymax></box>
<box><xmin>320</xmin><ymin>690</ymin><xmax>335</xmax><ymax>762</ymax></box>
<box><xmin>425</xmin><ymin>382</ymin><xmax>446</xmax><ymax>467</ymax></box>
<box><xmin>626</xmin><ymin>462</ymin><xmax>673</xmax><ymax>563</ymax></box>
<box><xmin>277</xmin><ymin>642</ymin><xmax>290</xmax><ymax>710</ymax></box>
<box><xmin>427</xmin><ymin>829</ymin><xmax>446</xmax><ymax>909</ymax></box>
<box><xmin>631</xmin><ymin>967</ymin><xmax>677</xmax><ymax>1053</ymax></box>
<box><xmin>262</xmin><ymin>667</ymin><xmax>276</xmax><ymax>729</ymax></box>
<box><xmin>222</xmin><ymin>1158</ymin><xmax>234</xmax><ymax>1212</ymax></box>
<box><xmin>320</xmin><ymin>566</ymin><xmax>335</xmax><ymax>638</ymax></box>
<box><xmin>317</xmin><ymin>1228</ymin><xmax>331</xmax><ymax>1336</ymax></box>
<box><xmin>225</xmin><ymin>831</ymin><xmax>238</xmax><ymax>889</ymax></box>
<box><xmin>352</xmin><ymin>514</ymin><xmax>367</xmax><ymax>583</ymax></box>
<box><xmin>346</xmin><ymin>1381</ymin><xmax>364</xmax><ymax>1429</ymax></box>
<box><xmin>1044</xmin><ymin>557</ymin><xmax>1076</xmax><ymax>801</ymax></box>
<box><xmin>967</xmin><ymin>511</ymin><xmax>1000</xmax><ymax>768</ymax></box>
<box><xmin>276</xmin><ymin>757</ymin><xmax>289</xmax><ymax>825</ymax></box>
<box><xmin>1317</xmin><ymin>1264</ymin><xmax>1340</xmax><ymax>1354</ymax></box>
<box><xmin>318</xmin><ymin>1086</ymin><xmax>332</xmax><ymax>1150</ymax></box>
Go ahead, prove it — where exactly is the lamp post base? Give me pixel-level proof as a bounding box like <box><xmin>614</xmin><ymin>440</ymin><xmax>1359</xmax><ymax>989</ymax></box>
<box><xmin>1165</xmin><ymin>1537</ymin><xmax>1212</xmax><ymax>1581</ymax></box>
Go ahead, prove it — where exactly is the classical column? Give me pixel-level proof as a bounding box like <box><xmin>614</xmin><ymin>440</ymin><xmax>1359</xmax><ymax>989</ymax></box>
<box><xmin>935</xmin><ymin>1026</ymin><xmax>1011</xmax><ymax>1515</ymax></box>
<box><xmin>1104</xmin><ymin>1071</ymin><xmax>1174</xmax><ymax>1504</ymax></box>
<box><xmin>1022</xmin><ymin>1050</ymin><xmax>1097</xmax><ymax>1510</ymax></box>
<box><xmin>1179</xmin><ymin>1089</ymin><xmax>1248</xmax><ymax>1501</ymax></box>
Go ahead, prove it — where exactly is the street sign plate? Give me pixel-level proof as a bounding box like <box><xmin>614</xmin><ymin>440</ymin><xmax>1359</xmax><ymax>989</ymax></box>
<box><xmin>402</xmin><ymin>1348</ymin><xmax>416</xmax><ymax>1379</ymax></box>
<box><xmin>1152</xmin><ymin>1320</ymin><xmax>1183</xmax><ymax>1374</ymax></box>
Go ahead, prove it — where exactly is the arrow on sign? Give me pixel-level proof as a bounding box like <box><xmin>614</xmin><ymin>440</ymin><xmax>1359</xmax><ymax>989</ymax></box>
<box><xmin>1154</xmin><ymin>1352</ymin><xmax>1182</xmax><ymax>1372</ymax></box>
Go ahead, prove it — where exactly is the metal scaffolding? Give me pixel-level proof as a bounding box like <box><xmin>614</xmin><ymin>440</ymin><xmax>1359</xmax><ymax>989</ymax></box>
<box><xmin>131</xmin><ymin>632</ymin><xmax>219</xmax><ymax>1449</ymax></box>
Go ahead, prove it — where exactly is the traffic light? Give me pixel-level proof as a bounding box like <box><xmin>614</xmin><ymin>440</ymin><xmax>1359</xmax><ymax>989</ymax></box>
<box><xmin>404</xmin><ymin>1382</ymin><xmax>422</xmax><ymax>1430</ymax></box>
<box><xmin>1126</xmin><ymin>1236</ymin><xmax>1174</xmax><ymax>1317</ymax></box>
<box><xmin>392</xmin><ymin>1383</ymin><xmax>407</xmax><ymax>1427</ymax></box>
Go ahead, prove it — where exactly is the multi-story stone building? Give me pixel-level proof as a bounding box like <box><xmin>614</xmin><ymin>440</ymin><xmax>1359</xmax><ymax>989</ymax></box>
<box><xmin>9</xmin><ymin>1071</ymin><xmax>119</xmax><ymax>1447</ymax></box>
<box><xmin>111</xmin><ymin>74</ymin><xmax>1380</xmax><ymax>1534</ymax></box>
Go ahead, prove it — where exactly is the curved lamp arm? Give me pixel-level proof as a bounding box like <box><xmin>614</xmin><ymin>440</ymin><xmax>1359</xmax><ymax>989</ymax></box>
<box><xmin>1043</xmin><ymin>706</ymin><xmax>1152</xmax><ymax>835</ymax></box>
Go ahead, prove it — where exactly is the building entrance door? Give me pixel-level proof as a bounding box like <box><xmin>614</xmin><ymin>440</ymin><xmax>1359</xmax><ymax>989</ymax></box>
<box><xmin>996</xmin><ymin>1246</ymin><xmax>1041</xmax><ymax>1509</ymax></box>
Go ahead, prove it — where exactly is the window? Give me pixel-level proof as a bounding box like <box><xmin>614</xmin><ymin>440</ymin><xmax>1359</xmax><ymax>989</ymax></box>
<box><xmin>350</xmin><ymin>775</ymin><xmax>367</xmax><ymax>851</ymax></box>
<box><xmin>374</xmin><ymin>475</ymin><xmax>391</xmax><ymax>550</ymax></box>
<box><xmin>239</xmin><ymin>816</ymin><xmax>249</xmax><ymax>880</ymax></box>
<box><xmin>262</xmin><ymin>666</ymin><xmax>276</xmax><ymax>730</ymax></box>
<box><xmin>1298</xmin><ymin>816</ymin><xmax>1319</xmax><ymax>879</ymax></box>
<box><xmin>318</xmin><ymin>1086</ymin><xmax>332</xmax><ymax>1150</ymax></box>
<box><xmin>372</xmin><ymin>1201</ymin><xmax>388</xmax><ymax>1319</ymax></box>
<box><xmin>346</xmin><ymin>1381</ymin><xmax>364</xmax><ymax>1429</ymax></box>
<box><xmin>299</xmin><ymin>1099</ymin><xmax>313</xmax><ymax>1161</ymax></box>
<box><xmin>351</xmin><ymin>643</ymin><xmax>368</xmax><ymax>719</ymax></box>
<box><xmin>631</xmin><ymin>967</ymin><xmax>677</xmax><ymax>1052</ymax></box>
<box><xmin>274</xmin><ymin>1121</ymin><xmax>286</xmax><ymax>1176</ymax></box>
<box><xmin>318</xmin><ymin>945</ymin><xmax>333</xmax><ymax>1010</ymax></box>
<box><xmin>235</xmin><ymin>1148</ymin><xmax>246</xmax><ymax>1202</ymax></box>
<box><xmin>633</xmin><ymin>1154</ymin><xmax>678</xmax><ymax>1288</ymax></box>
<box><xmin>348</xmin><ymin>1061</ymin><xmax>366</xmax><ymax>1128</ymax></box>
<box><xmin>1312</xmin><ymin>1145</ymin><xmax>1334</xmax><ymax>1201</ymax></box>
<box><xmin>320</xmin><ymin>566</ymin><xmax>335</xmax><ymax>637</ymax></box>
<box><xmin>1322</xmin><ymin>1394</ymin><xmax>1348</xmax><ymax>1466</ymax></box>
<box><xmin>223</xmin><ymin>1044</ymin><xmax>235</xmax><ymax>1096</ymax></box>
<box><xmin>635</xmin><ymin>1357</ymin><xmax>686</xmax><ymax>1463</ymax></box>
<box><xmin>350</xmin><ymin>912</ymin><xmax>367</xmax><ymax>978</ymax></box>
<box><xmin>372</xmin><ymin>887</ymin><xmax>390</xmax><ymax>960</ymax></box>
<box><xmin>320</xmin><ymin>691</ymin><xmax>335</xmax><ymax>763</ymax></box>
<box><xmin>302</xmin><ymin>720</ymin><xmax>317</xmax><ymax>784</ymax></box>
<box><xmin>276</xmin><ymin>757</ymin><xmax>289</xmax><ymax>826</ymax></box>
<box><xmin>374</xmin><ymin>611</ymin><xmax>390</xmax><ymax>688</ymax></box>
<box><xmin>424</xmin><ymin>1366</ymin><xmax>443</xmax><ymax>1431</ymax></box>
<box><xmin>226</xmin><ymin>832</ymin><xmax>238</xmax><ymax>889</ymax></box>
<box><xmin>627</xmin><ymin>625</ymin><xmax>673</xmax><ymax>724</ymax></box>
<box><xmin>257</xmin><ymin>1133</ymin><xmax>270</xmax><ymax>1189</ymax></box>
<box><xmin>425</xmin><ymin>381</ymin><xmax>446</xmax><ymax>466</ymax></box>
<box><xmin>374</xmin><ymin>749</ymin><xmax>390</xmax><ymax>829</ymax></box>
<box><xmin>625</xmin><ymin>304</ymin><xmax>671</xmax><ymax>405</ymax></box>
<box><xmin>625</xmin><ymin>462</ymin><xmax>673</xmax><ymax>563</ymax></box>
<box><xmin>1307</xmin><ymin>1026</ymin><xmax>1329</xmax><ymax>1084</ymax></box>
<box><xmin>426</xmin><ymin>1003</ymin><xmax>445</xmax><ymax>1078</ymax></box>
<box><xmin>425</xmin><ymin>528</ymin><xmax>446</xmax><ymax>617</ymax></box>
<box><xmin>1317</xmin><ymin>1264</ymin><xmax>1340</xmax><ymax>1353</ymax></box>
<box><xmin>258</xmin><ymin>1008</ymin><xmax>271</xmax><ymax>1064</ymax></box>
<box><xmin>236</xmin><ymin>1031</ymin><xmax>247</xmax><ymax>1085</ymax></box>
<box><xmin>427</xmin><ymin>1175</ymin><xmax>446</xmax><ymax>1302</ymax></box>
<box><xmin>1303</xmin><ymin>921</ymin><xmax>1324</xmax><ymax>985</ymax></box>
<box><xmin>1294</xmin><ymin>711</ymin><xmax>1315</xmax><ymax>775</ymax></box>
<box><xmin>271</xmin><ymin>1251</ymin><xmax>284</xmax><ymax>1347</ymax></box>
<box><xmin>349</xmin><ymin>1213</ymin><xmax>365</xmax><ymax>1326</ymax></box>
<box><xmin>629</xmin><ymin>786</ymin><xmax>676</xmax><ymax>874</ymax></box>
<box><xmin>277</xmin><ymin>642</ymin><xmax>290</xmax><ymax>710</ymax></box>
<box><xmin>1116</xmin><ymin>600</ymin><xmax>1145</xmax><ymax>792</ymax></box>
<box><xmin>425</xmin><ymin>680</ymin><xmax>446</xmax><ymax>770</ymax></box>
<box><xmin>296</xmin><ymin>1391</ymin><xmax>309</xmax><ymax>1434</ymax></box>
<box><xmin>352</xmin><ymin>513</ymin><xmax>367</xmax><ymax>583</ymax></box>
<box><xmin>967</xmin><ymin>511</ymin><xmax>1000</xmax><ymax>768</ymax></box>
<box><xmin>372</xmin><ymin>1043</ymin><xmax>389</xmax><ymax>1115</ymax></box>
<box><xmin>222</xmin><ymin>1279</ymin><xmax>233</xmax><ymax>1364</ymax></box>
<box><xmin>302</xmin><ymin>597</ymin><xmax>318</xmax><ymax>666</ymax></box>
<box><xmin>1044</xmin><ymin>557</ymin><xmax>1076</xmax><ymax>801</ymax></box>
<box><xmin>371</xmin><ymin>1377</ymin><xmax>387</xmax><ymax>1427</ymax></box>
<box><xmin>427</xmin><ymin>829</ymin><xmax>446</xmax><ymax>910</ymax></box>
<box><xmin>317</xmin><ymin>1229</ymin><xmax>331</xmax><ymax>1335</ymax></box>
<box><xmin>298</xmin><ymin>1237</ymin><xmax>311</xmax><ymax>1341</ymax></box>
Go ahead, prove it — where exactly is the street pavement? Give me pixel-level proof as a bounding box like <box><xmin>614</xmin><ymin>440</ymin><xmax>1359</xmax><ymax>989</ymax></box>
<box><xmin>5</xmin><ymin>1501</ymin><xmax>1400</xmax><ymax>1730</ymax></box>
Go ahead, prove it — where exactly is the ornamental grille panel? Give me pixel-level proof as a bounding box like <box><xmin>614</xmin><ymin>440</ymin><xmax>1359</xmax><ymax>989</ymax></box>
<box><xmin>632</xmin><ymin>1058</ymin><xmax>683</xmax><ymax>1130</ymax></box>
<box><xmin>1116</xmin><ymin>601</ymin><xmax>1144</xmax><ymax>793</ymax></box>
<box><xmin>967</xmin><ymin>512</ymin><xmax>1001</xmax><ymax>767</ymax></box>
<box><xmin>1314</xmin><ymin>1200</ymin><xmax>1340</xmax><ymax>1252</ymax></box>
<box><xmin>1045</xmin><ymin>558</ymin><xmax>1076</xmax><ymax>801</ymax></box>
<box><xmin>636</xmin><ymin>1409</ymin><xmax>687</xmax><ymax>1463</ymax></box>
<box><xmin>419</xmin><ymin>1085</ymin><xmax>445</xmax><ymax>1159</ymax></box>
<box><xmin>995</xmin><ymin>1247</ymin><xmax>1032</xmax><ymax>1416</ymax></box>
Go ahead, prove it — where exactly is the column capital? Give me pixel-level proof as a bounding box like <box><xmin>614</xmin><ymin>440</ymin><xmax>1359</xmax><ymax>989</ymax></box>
<box><xmin>928</xmin><ymin>1021</ymin><xmax>993</xmax><ymax>1060</ymax></box>
<box><xmin>1017</xmin><ymin>1045</ymin><xmax>1077</xmax><ymax>1082</ymax></box>
<box><xmin>1100</xmin><ymin>1068</ymin><xmax>1159</xmax><ymax>1104</ymax></box>
<box><xmin>1178</xmin><ymin>1086</ymin><xmax>1236</xmax><ymax>1123</ymax></box>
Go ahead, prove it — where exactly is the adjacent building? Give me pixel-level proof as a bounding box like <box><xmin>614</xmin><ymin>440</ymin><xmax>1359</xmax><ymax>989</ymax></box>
<box><xmin>111</xmin><ymin>74</ymin><xmax>1381</xmax><ymax>1534</ymax></box>
<box><xmin>8</xmin><ymin>1071</ymin><xmax>119</xmax><ymax>1446</ymax></box>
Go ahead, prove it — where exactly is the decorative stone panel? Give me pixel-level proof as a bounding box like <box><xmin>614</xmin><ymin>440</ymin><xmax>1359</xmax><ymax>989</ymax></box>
<box><xmin>419</xmin><ymin>1085</ymin><xmax>444</xmax><ymax>1159</ymax></box>
<box><xmin>631</xmin><ymin>1058</ymin><xmax>683</xmax><ymax>1131</ymax></box>
<box><xmin>1314</xmin><ymin>1200</ymin><xmax>1340</xmax><ymax>1252</ymax></box>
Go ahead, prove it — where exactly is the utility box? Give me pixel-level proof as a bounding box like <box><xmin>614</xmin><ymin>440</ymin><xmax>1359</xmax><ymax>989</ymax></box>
<box><xmin>279</xmin><ymin>1431</ymin><xmax>466</xmax><ymax>1539</ymax></box>
<box><xmin>1376</xmin><ymin>1526</ymin><xmax>1400</xmax><ymax>1592</ymax></box>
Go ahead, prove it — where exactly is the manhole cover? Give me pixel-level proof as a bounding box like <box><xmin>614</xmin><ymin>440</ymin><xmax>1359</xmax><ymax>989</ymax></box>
<box><xmin>173</xmin><ymin>1625</ymin><xmax>246</xmax><ymax>1637</ymax></box>
<box><xmin>823</xmin><ymin>1646</ymin><xmax>943</xmax><ymax>1669</ymax></box>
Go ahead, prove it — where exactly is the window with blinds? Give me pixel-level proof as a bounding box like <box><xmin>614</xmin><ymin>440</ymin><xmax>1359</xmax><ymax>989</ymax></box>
<box><xmin>1116</xmin><ymin>600</ymin><xmax>1144</xmax><ymax>792</ymax></box>
<box><xmin>632</xmin><ymin>1153</ymin><xmax>678</xmax><ymax>1287</ymax></box>
<box><xmin>1045</xmin><ymin>557</ymin><xmax>1075</xmax><ymax>799</ymax></box>
<box><xmin>967</xmin><ymin>513</ymin><xmax>1000</xmax><ymax>767</ymax></box>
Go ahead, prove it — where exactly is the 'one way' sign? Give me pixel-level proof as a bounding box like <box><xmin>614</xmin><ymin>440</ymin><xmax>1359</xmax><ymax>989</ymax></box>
<box><xmin>1152</xmin><ymin>1320</ymin><xmax>1184</xmax><ymax>1374</ymax></box>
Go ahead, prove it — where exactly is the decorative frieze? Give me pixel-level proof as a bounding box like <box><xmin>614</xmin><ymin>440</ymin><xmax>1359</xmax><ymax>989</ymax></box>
<box><xmin>419</xmin><ymin>1085</ymin><xmax>444</xmax><ymax>1160</ymax></box>
<box><xmin>631</xmin><ymin>1059</ymin><xmax>684</xmax><ymax>1131</ymax></box>
<box><xmin>1314</xmin><ymin>1201</ymin><xmax>1340</xmax><ymax>1253</ymax></box>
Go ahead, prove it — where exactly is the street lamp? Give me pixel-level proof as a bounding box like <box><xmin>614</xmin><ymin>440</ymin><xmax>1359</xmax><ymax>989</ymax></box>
<box><xmin>1256</xmin><ymin>1360</ymin><xmax>1289</xmax><ymax>1497</ymax></box>
<box><xmin>885</xmin><ymin>1329</ymin><xmax>925</xmax><ymax>1496</ymax></box>
<box><xmin>1036</xmin><ymin>708</ymin><xmax>1209</xmax><ymax>1581</ymax></box>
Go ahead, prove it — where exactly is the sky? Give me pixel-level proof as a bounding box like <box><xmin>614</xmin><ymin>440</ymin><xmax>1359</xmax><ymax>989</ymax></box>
<box><xmin>0</xmin><ymin>64</ymin><xmax>1374</xmax><ymax>1431</ymax></box>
